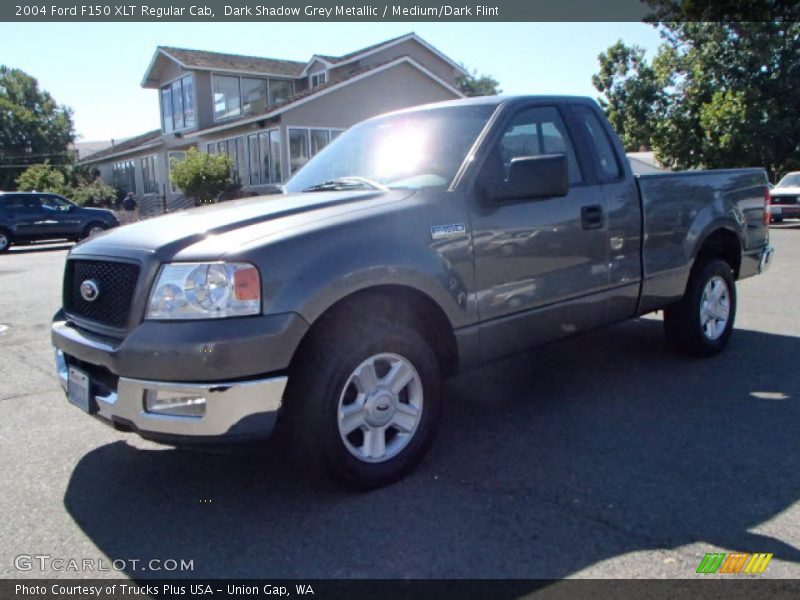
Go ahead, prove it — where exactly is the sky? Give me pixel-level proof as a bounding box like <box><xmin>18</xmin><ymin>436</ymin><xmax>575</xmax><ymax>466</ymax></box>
<box><xmin>0</xmin><ymin>22</ymin><xmax>663</xmax><ymax>142</ymax></box>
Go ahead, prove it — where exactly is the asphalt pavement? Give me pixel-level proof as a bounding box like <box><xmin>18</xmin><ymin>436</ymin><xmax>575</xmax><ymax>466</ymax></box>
<box><xmin>0</xmin><ymin>228</ymin><xmax>798</xmax><ymax>580</ymax></box>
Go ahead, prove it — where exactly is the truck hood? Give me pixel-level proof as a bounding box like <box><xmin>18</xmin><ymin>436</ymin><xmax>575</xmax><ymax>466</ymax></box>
<box><xmin>771</xmin><ymin>186</ymin><xmax>800</xmax><ymax>196</ymax></box>
<box><xmin>70</xmin><ymin>190</ymin><xmax>411</xmax><ymax>261</ymax></box>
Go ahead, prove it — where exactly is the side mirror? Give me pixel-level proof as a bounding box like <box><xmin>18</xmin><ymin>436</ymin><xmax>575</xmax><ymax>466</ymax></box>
<box><xmin>486</xmin><ymin>154</ymin><xmax>569</xmax><ymax>203</ymax></box>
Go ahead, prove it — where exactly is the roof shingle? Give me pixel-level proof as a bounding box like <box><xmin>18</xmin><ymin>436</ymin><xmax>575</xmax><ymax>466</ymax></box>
<box><xmin>159</xmin><ymin>46</ymin><xmax>307</xmax><ymax>77</ymax></box>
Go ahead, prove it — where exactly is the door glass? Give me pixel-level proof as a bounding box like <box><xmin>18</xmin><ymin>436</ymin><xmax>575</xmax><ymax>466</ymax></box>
<box><xmin>491</xmin><ymin>106</ymin><xmax>582</xmax><ymax>184</ymax></box>
<box><xmin>573</xmin><ymin>105</ymin><xmax>622</xmax><ymax>180</ymax></box>
<box><xmin>39</xmin><ymin>195</ymin><xmax>71</xmax><ymax>211</ymax></box>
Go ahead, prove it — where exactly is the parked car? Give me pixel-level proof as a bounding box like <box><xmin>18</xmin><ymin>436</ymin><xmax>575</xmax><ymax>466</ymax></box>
<box><xmin>52</xmin><ymin>96</ymin><xmax>773</xmax><ymax>488</ymax></box>
<box><xmin>0</xmin><ymin>192</ymin><xmax>118</xmax><ymax>252</ymax></box>
<box><xmin>769</xmin><ymin>171</ymin><xmax>800</xmax><ymax>223</ymax></box>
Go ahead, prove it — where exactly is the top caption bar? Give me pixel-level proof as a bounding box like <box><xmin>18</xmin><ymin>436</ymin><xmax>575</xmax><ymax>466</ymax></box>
<box><xmin>4</xmin><ymin>0</ymin><xmax>799</xmax><ymax>22</ymax></box>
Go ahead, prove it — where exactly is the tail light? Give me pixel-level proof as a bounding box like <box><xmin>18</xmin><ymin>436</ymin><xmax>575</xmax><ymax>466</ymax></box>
<box><xmin>764</xmin><ymin>187</ymin><xmax>771</xmax><ymax>227</ymax></box>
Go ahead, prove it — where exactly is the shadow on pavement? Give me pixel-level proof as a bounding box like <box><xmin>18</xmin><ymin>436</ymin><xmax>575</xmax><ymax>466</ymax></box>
<box><xmin>63</xmin><ymin>319</ymin><xmax>800</xmax><ymax>579</ymax></box>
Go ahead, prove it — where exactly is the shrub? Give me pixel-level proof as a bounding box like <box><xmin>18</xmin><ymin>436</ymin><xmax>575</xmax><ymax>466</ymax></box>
<box><xmin>170</xmin><ymin>148</ymin><xmax>238</xmax><ymax>204</ymax></box>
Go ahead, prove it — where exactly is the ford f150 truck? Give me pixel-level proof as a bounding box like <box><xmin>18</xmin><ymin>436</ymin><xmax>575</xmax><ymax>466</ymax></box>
<box><xmin>52</xmin><ymin>96</ymin><xmax>773</xmax><ymax>488</ymax></box>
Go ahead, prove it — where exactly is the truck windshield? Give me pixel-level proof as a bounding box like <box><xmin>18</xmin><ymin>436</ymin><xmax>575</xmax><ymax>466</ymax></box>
<box><xmin>777</xmin><ymin>173</ymin><xmax>800</xmax><ymax>187</ymax></box>
<box><xmin>285</xmin><ymin>104</ymin><xmax>497</xmax><ymax>193</ymax></box>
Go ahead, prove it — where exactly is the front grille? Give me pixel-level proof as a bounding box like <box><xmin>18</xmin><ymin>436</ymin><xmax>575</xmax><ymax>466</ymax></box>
<box><xmin>64</xmin><ymin>259</ymin><xmax>140</xmax><ymax>329</ymax></box>
<box><xmin>772</xmin><ymin>195</ymin><xmax>798</xmax><ymax>205</ymax></box>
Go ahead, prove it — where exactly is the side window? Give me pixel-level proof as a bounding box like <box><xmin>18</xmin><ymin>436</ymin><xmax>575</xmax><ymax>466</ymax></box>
<box><xmin>39</xmin><ymin>195</ymin><xmax>70</xmax><ymax>211</ymax></box>
<box><xmin>5</xmin><ymin>196</ymin><xmax>41</xmax><ymax>211</ymax></box>
<box><xmin>487</xmin><ymin>106</ymin><xmax>582</xmax><ymax>185</ymax></box>
<box><xmin>574</xmin><ymin>105</ymin><xmax>622</xmax><ymax>180</ymax></box>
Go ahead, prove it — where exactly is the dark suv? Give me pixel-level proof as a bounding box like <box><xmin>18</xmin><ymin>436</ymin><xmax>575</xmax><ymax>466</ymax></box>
<box><xmin>0</xmin><ymin>192</ymin><xmax>118</xmax><ymax>252</ymax></box>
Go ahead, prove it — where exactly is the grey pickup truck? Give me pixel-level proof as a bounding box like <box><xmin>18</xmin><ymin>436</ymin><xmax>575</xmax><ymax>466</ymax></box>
<box><xmin>52</xmin><ymin>96</ymin><xmax>773</xmax><ymax>488</ymax></box>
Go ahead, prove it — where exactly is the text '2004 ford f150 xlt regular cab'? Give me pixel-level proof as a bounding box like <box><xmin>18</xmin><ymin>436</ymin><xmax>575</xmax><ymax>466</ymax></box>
<box><xmin>52</xmin><ymin>96</ymin><xmax>774</xmax><ymax>488</ymax></box>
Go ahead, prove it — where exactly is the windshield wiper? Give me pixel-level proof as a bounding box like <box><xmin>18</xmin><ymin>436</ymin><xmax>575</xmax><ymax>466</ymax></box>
<box><xmin>302</xmin><ymin>176</ymin><xmax>388</xmax><ymax>193</ymax></box>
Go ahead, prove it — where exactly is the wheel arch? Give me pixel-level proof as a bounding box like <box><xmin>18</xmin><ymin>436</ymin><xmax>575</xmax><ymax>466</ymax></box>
<box><xmin>692</xmin><ymin>226</ymin><xmax>743</xmax><ymax>280</ymax></box>
<box><xmin>291</xmin><ymin>284</ymin><xmax>460</xmax><ymax>379</ymax></box>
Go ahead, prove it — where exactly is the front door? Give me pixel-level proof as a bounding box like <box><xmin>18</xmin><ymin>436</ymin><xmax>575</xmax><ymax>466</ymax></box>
<box><xmin>469</xmin><ymin>105</ymin><xmax>610</xmax><ymax>358</ymax></box>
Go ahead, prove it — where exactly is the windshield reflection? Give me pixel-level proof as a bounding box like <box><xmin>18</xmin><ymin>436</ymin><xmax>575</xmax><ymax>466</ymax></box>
<box><xmin>284</xmin><ymin>104</ymin><xmax>496</xmax><ymax>193</ymax></box>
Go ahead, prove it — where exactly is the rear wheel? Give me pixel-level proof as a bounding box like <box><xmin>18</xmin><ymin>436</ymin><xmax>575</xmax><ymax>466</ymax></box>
<box><xmin>283</xmin><ymin>313</ymin><xmax>441</xmax><ymax>489</ymax></box>
<box><xmin>663</xmin><ymin>259</ymin><xmax>737</xmax><ymax>356</ymax></box>
<box><xmin>0</xmin><ymin>230</ymin><xmax>11</xmax><ymax>253</ymax></box>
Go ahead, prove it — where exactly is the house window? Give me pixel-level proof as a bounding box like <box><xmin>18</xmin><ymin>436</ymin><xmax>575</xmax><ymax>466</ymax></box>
<box><xmin>160</xmin><ymin>75</ymin><xmax>195</xmax><ymax>132</ymax></box>
<box><xmin>242</xmin><ymin>78</ymin><xmax>268</xmax><ymax>115</ymax></box>
<box><xmin>247</xmin><ymin>129</ymin><xmax>282</xmax><ymax>185</ymax></box>
<box><xmin>309</xmin><ymin>71</ymin><xmax>327</xmax><ymax>88</ymax></box>
<box><xmin>210</xmin><ymin>135</ymin><xmax>247</xmax><ymax>183</ymax></box>
<box><xmin>214</xmin><ymin>76</ymin><xmax>241</xmax><ymax>121</ymax></box>
<box><xmin>269</xmin><ymin>80</ymin><xmax>292</xmax><ymax>106</ymax></box>
<box><xmin>168</xmin><ymin>151</ymin><xmax>187</xmax><ymax>193</ymax></box>
<box><xmin>213</xmin><ymin>75</ymin><xmax>294</xmax><ymax>122</ymax></box>
<box><xmin>140</xmin><ymin>155</ymin><xmax>158</xmax><ymax>195</ymax></box>
<box><xmin>288</xmin><ymin>127</ymin><xmax>342</xmax><ymax>175</ymax></box>
<box><xmin>112</xmin><ymin>160</ymin><xmax>136</xmax><ymax>195</ymax></box>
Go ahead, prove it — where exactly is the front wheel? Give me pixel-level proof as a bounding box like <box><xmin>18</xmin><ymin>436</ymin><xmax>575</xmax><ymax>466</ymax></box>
<box><xmin>283</xmin><ymin>314</ymin><xmax>441</xmax><ymax>488</ymax></box>
<box><xmin>663</xmin><ymin>259</ymin><xmax>737</xmax><ymax>356</ymax></box>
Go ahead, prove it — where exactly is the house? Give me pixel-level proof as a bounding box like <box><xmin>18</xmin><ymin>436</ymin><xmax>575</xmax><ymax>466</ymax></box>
<box><xmin>80</xmin><ymin>33</ymin><xmax>467</xmax><ymax>212</ymax></box>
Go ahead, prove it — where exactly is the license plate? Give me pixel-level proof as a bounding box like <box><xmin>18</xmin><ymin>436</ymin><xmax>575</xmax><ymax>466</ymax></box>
<box><xmin>67</xmin><ymin>367</ymin><xmax>91</xmax><ymax>413</ymax></box>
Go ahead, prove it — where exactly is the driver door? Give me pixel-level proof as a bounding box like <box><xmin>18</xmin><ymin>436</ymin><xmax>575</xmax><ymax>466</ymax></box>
<box><xmin>38</xmin><ymin>194</ymin><xmax>80</xmax><ymax>237</ymax></box>
<box><xmin>469</xmin><ymin>105</ymin><xmax>610</xmax><ymax>358</ymax></box>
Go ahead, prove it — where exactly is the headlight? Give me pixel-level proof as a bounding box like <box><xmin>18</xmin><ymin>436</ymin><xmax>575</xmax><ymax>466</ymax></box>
<box><xmin>147</xmin><ymin>262</ymin><xmax>261</xmax><ymax>320</ymax></box>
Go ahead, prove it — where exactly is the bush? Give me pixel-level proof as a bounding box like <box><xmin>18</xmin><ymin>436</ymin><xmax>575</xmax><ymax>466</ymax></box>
<box><xmin>170</xmin><ymin>148</ymin><xmax>238</xmax><ymax>204</ymax></box>
<box><xmin>15</xmin><ymin>161</ymin><xmax>115</xmax><ymax>207</ymax></box>
<box><xmin>15</xmin><ymin>162</ymin><xmax>67</xmax><ymax>195</ymax></box>
<box><xmin>68</xmin><ymin>177</ymin><xmax>116</xmax><ymax>207</ymax></box>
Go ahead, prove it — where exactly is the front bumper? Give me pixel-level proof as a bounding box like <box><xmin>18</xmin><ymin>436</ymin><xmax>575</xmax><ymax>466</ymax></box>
<box><xmin>56</xmin><ymin>349</ymin><xmax>286</xmax><ymax>443</ymax></box>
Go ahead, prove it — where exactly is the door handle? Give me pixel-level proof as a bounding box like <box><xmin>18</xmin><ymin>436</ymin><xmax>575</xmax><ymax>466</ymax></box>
<box><xmin>581</xmin><ymin>204</ymin><xmax>604</xmax><ymax>230</ymax></box>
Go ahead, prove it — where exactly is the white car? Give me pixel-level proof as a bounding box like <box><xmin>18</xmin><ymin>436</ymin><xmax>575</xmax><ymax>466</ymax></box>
<box><xmin>770</xmin><ymin>172</ymin><xmax>800</xmax><ymax>222</ymax></box>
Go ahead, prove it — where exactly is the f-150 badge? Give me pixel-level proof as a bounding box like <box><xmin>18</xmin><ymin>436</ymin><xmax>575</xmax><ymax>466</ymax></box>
<box><xmin>431</xmin><ymin>223</ymin><xmax>466</xmax><ymax>240</ymax></box>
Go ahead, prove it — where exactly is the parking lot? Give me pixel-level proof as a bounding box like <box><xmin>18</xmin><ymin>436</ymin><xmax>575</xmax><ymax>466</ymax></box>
<box><xmin>0</xmin><ymin>226</ymin><xmax>798</xmax><ymax>580</ymax></box>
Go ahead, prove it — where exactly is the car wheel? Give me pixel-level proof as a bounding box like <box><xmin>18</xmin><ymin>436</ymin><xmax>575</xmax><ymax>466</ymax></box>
<box><xmin>82</xmin><ymin>223</ymin><xmax>106</xmax><ymax>239</ymax></box>
<box><xmin>663</xmin><ymin>258</ymin><xmax>737</xmax><ymax>357</ymax></box>
<box><xmin>0</xmin><ymin>230</ymin><xmax>12</xmax><ymax>253</ymax></box>
<box><xmin>283</xmin><ymin>312</ymin><xmax>441</xmax><ymax>489</ymax></box>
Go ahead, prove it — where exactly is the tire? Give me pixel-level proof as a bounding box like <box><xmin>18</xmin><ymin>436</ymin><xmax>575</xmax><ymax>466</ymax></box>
<box><xmin>0</xmin><ymin>229</ymin><xmax>12</xmax><ymax>253</ymax></box>
<box><xmin>282</xmin><ymin>310</ymin><xmax>442</xmax><ymax>489</ymax></box>
<box><xmin>663</xmin><ymin>258</ymin><xmax>737</xmax><ymax>357</ymax></box>
<box><xmin>82</xmin><ymin>223</ymin><xmax>106</xmax><ymax>239</ymax></box>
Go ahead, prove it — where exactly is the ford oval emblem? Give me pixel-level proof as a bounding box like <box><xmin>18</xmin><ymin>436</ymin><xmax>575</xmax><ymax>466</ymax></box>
<box><xmin>80</xmin><ymin>279</ymin><xmax>100</xmax><ymax>302</ymax></box>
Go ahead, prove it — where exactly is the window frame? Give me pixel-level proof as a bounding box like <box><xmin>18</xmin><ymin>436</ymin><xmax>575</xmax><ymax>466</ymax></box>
<box><xmin>212</xmin><ymin>73</ymin><xmax>295</xmax><ymax>123</ymax></box>
<box><xmin>246</xmin><ymin>127</ymin><xmax>282</xmax><ymax>186</ymax></box>
<box><xmin>140</xmin><ymin>154</ymin><xmax>159</xmax><ymax>195</ymax></box>
<box><xmin>160</xmin><ymin>74</ymin><xmax>196</xmax><ymax>134</ymax></box>
<box><xmin>309</xmin><ymin>71</ymin><xmax>327</xmax><ymax>89</ymax></box>
<box><xmin>287</xmin><ymin>126</ymin><xmax>345</xmax><ymax>176</ymax></box>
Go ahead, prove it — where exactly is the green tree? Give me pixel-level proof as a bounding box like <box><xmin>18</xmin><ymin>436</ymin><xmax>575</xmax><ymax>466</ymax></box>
<box><xmin>593</xmin><ymin>10</ymin><xmax>800</xmax><ymax>178</ymax></box>
<box><xmin>592</xmin><ymin>41</ymin><xmax>664</xmax><ymax>151</ymax></box>
<box><xmin>15</xmin><ymin>161</ymin><xmax>67</xmax><ymax>195</ymax></box>
<box><xmin>0</xmin><ymin>66</ymin><xmax>75</xmax><ymax>190</ymax></box>
<box><xmin>170</xmin><ymin>148</ymin><xmax>237</xmax><ymax>204</ymax></box>
<box><xmin>456</xmin><ymin>66</ymin><xmax>501</xmax><ymax>97</ymax></box>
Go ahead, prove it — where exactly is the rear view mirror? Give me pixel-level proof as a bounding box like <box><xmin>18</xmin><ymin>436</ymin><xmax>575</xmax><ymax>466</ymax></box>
<box><xmin>486</xmin><ymin>154</ymin><xmax>569</xmax><ymax>203</ymax></box>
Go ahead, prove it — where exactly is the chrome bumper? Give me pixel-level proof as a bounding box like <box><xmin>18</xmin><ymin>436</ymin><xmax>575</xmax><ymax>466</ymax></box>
<box><xmin>56</xmin><ymin>349</ymin><xmax>287</xmax><ymax>441</ymax></box>
<box><xmin>759</xmin><ymin>246</ymin><xmax>774</xmax><ymax>274</ymax></box>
